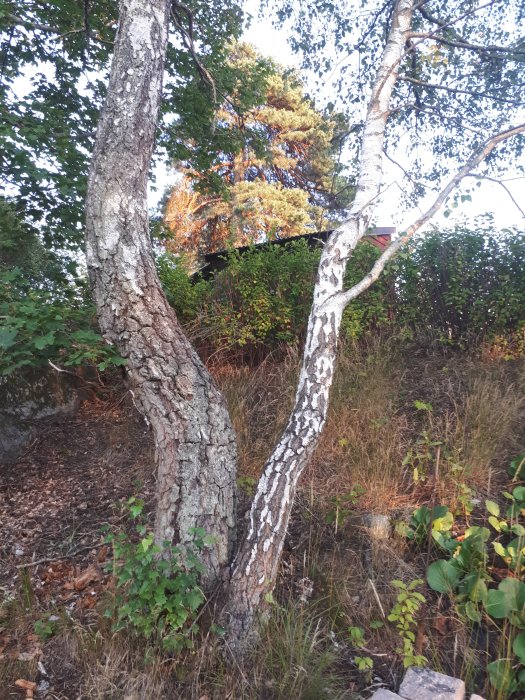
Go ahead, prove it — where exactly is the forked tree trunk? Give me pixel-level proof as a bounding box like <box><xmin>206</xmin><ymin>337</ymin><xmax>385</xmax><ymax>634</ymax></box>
<box><xmin>85</xmin><ymin>0</ymin><xmax>524</xmax><ymax>651</ymax></box>
<box><xmin>85</xmin><ymin>0</ymin><xmax>236</xmax><ymax>586</ymax></box>
<box><xmin>223</xmin><ymin>0</ymin><xmax>416</xmax><ymax>647</ymax></box>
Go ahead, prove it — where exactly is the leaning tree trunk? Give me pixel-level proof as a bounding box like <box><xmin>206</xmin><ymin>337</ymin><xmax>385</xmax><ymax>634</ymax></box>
<box><xmin>85</xmin><ymin>0</ymin><xmax>237</xmax><ymax>587</ymax></box>
<box><xmin>223</xmin><ymin>0</ymin><xmax>416</xmax><ymax>648</ymax></box>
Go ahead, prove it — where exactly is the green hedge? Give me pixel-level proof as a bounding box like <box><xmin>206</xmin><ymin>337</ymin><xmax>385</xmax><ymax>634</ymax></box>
<box><xmin>2</xmin><ymin>223</ymin><xmax>523</xmax><ymax>375</ymax></box>
<box><xmin>159</xmin><ymin>225</ymin><xmax>525</xmax><ymax>356</ymax></box>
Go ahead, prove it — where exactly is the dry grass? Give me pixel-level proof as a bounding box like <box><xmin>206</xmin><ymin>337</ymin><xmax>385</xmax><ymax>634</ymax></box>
<box><xmin>2</xmin><ymin>340</ymin><xmax>524</xmax><ymax>698</ymax></box>
<box><xmin>216</xmin><ymin>345</ymin><xmax>300</xmax><ymax>478</ymax></box>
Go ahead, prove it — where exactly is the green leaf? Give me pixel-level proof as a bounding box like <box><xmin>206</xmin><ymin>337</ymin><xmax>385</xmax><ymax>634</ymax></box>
<box><xmin>512</xmin><ymin>486</ymin><xmax>525</xmax><ymax>501</ymax></box>
<box><xmin>487</xmin><ymin>659</ymin><xmax>517</xmax><ymax>694</ymax></box>
<box><xmin>0</xmin><ymin>328</ymin><xmax>17</xmax><ymax>350</ymax></box>
<box><xmin>427</xmin><ymin>560</ymin><xmax>461</xmax><ymax>593</ymax></box>
<box><xmin>485</xmin><ymin>578</ymin><xmax>525</xmax><ymax>619</ymax></box>
<box><xmin>509</xmin><ymin>452</ymin><xmax>525</xmax><ymax>479</ymax></box>
<box><xmin>432</xmin><ymin>510</ymin><xmax>454</xmax><ymax>532</ymax></box>
<box><xmin>34</xmin><ymin>331</ymin><xmax>55</xmax><ymax>350</ymax></box>
<box><xmin>485</xmin><ymin>500</ymin><xmax>500</xmax><ymax>517</ymax></box>
<box><xmin>513</xmin><ymin>631</ymin><xmax>525</xmax><ymax>664</ymax></box>
<box><xmin>465</xmin><ymin>601</ymin><xmax>482</xmax><ymax>623</ymax></box>
<box><xmin>493</xmin><ymin>541</ymin><xmax>507</xmax><ymax>558</ymax></box>
<box><xmin>488</xmin><ymin>516</ymin><xmax>502</xmax><ymax>532</ymax></box>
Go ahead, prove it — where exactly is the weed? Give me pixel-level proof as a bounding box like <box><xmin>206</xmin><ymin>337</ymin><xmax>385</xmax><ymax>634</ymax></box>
<box><xmin>104</xmin><ymin>498</ymin><xmax>209</xmax><ymax>652</ymax></box>
<box><xmin>387</xmin><ymin>580</ymin><xmax>427</xmax><ymax>668</ymax></box>
<box><xmin>325</xmin><ymin>485</ymin><xmax>364</xmax><ymax>531</ymax></box>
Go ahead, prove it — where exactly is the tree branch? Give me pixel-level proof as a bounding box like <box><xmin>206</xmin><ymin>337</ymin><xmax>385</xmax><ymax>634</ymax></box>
<box><xmin>400</xmin><ymin>75</ymin><xmax>523</xmax><ymax>106</ymax></box>
<box><xmin>466</xmin><ymin>174</ymin><xmax>525</xmax><ymax>219</ymax></box>
<box><xmin>409</xmin><ymin>31</ymin><xmax>525</xmax><ymax>58</ymax></box>
<box><xmin>336</xmin><ymin>122</ymin><xmax>525</xmax><ymax>308</ymax></box>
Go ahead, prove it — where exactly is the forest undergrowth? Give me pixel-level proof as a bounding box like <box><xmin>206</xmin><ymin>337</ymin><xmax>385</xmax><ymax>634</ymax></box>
<box><xmin>1</xmin><ymin>337</ymin><xmax>524</xmax><ymax>699</ymax></box>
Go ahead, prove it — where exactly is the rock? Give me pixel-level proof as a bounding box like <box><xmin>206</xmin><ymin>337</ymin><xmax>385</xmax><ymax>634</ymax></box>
<box><xmin>36</xmin><ymin>679</ymin><xmax>50</xmax><ymax>696</ymax></box>
<box><xmin>363</xmin><ymin>514</ymin><xmax>391</xmax><ymax>540</ymax></box>
<box><xmin>470</xmin><ymin>695</ymin><xmax>486</xmax><ymax>700</ymax></box>
<box><xmin>399</xmin><ymin>667</ymin><xmax>465</xmax><ymax>700</ymax></box>
<box><xmin>370</xmin><ymin>690</ymin><xmax>403</xmax><ymax>700</ymax></box>
<box><xmin>0</xmin><ymin>367</ymin><xmax>80</xmax><ymax>465</ymax></box>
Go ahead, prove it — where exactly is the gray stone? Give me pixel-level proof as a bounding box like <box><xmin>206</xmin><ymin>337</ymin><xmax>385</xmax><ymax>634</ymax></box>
<box><xmin>0</xmin><ymin>367</ymin><xmax>80</xmax><ymax>465</ymax></box>
<box><xmin>399</xmin><ymin>667</ymin><xmax>465</xmax><ymax>700</ymax></box>
<box><xmin>470</xmin><ymin>695</ymin><xmax>486</xmax><ymax>700</ymax></box>
<box><xmin>363</xmin><ymin>513</ymin><xmax>392</xmax><ymax>540</ymax></box>
<box><xmin>370</xmin><ymin>690</ymin><xmax>403</xmax><ymax>700</ymax></box>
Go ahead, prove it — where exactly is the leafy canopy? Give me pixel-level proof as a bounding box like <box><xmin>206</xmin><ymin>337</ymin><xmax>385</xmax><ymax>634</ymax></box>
<box><xmin>267</xmin><ymin>0</ymin><xmax>525</xmax><ymax>203</ymax></box>
<box><xmin>163</xmin><ymin>42</ymin><xmax>353</xmax><ymax>260</ymax></box>
<box><xmin>0</xmin><ymin>0</ymin><xmax>245</xmax><ymax>252</ymax></box>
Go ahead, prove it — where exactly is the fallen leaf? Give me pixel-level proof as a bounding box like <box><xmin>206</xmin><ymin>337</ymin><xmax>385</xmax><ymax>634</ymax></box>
<box><xmin>73</xmin><ymin>565</ymin><xmax>101</xmax><ymax>591</ymax></box>
<box><xmin>433</xmin><ymin>614</ymin><xmax>449</xmax><ymax>635</ymax></box>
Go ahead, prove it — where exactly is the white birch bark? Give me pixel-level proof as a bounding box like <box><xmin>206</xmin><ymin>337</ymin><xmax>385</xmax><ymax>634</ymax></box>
<box><xmin>223</xmin><ymin>0</ymin><xmax>525</xmax><ymax>640</ymax></box>
<box><xmin>223</xmin><ymin>0</ymin><xmax>417</xmax><ymax>646</ymax></box>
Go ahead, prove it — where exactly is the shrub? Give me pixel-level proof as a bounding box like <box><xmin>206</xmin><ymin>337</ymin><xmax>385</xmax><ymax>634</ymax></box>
<box><xmin>158</xmin><ymin>223</ymin><xmax>525</xmax><ymax>358</ymax></box>
<box><xmin>396</xmin><ymin>224</ymin><xmax>525</xmax><ymax>346</ymax></box>
<box><xmin>104</xmin><ymin>498</ymin><xmax>209</xmax><ymax>651</ymax></box>
<box><xmin>0</xmin><ymin>269</ymin><xmax>124</xmax><ymax>375</ymax></box>
<box><xmin>156</xmin><ymin>253</ymin><xmax>211</xmax><ymax>324</ymax></box>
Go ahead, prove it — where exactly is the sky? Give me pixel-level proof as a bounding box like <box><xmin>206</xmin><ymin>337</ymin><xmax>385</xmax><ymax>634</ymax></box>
<box><xmin>242</xmin><ymin>1</ymin><xmax>525</xmax><ymax>233</ymax></box>
<box><xmin>152</xmin><ymin>0</ymin><xmax>525</xmax><ymax>234</ymax></box>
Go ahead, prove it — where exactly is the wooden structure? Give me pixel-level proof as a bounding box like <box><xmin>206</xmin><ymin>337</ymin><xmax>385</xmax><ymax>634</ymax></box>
<box><xmin>197</xmin><ymin>227</ymin><xmax>395</xmax><ymax>279</ymax></box>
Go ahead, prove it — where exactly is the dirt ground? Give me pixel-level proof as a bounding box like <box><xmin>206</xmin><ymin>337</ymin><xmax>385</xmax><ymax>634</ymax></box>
<box><xmin>1</xmin><ymin>354</ymin><xmax>524</xmax><ymax>699</ymax></box>
<box><xmin>0</xmin><ymin>383</ymin><xmax>157</xmax><ymax>697</ymax></box>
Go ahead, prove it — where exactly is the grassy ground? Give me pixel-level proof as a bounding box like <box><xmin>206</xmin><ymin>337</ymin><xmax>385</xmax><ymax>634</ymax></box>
<box><xmin>1</xmin><ymin>338</ymin><xmax>524</xmax><ymax>698</ymax></box>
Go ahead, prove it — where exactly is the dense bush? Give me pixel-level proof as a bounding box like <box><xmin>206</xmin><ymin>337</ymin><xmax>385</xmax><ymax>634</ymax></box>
<box><xmin>0</xmin><ymin>269</ymin><xmax>125</xmax><ymax>375</ymax></box>
<box><xmin>396</xmin><ymin>224</ymin><xmax>525</xmax><ymax>347</ymax></box>
<box><xmin>158</xmin><ymin>224</ymin><xmax>525</xmax><ymax>357</ymax></box>
<box><xmin>3</xmin><ymin>222</ymin><xmax>523</xmax><ymax>373</ymax></box>
<box><xmin>0</xmin><ymin>197</ymin><xmax>125</xmax><ymax>375</ymax></box>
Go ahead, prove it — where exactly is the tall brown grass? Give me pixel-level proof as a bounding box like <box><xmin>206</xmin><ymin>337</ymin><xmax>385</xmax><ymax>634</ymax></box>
<box><xmin>2</xmin><ymin>340</ymin><xmax>523</xmax><ymax>698</ymax></box>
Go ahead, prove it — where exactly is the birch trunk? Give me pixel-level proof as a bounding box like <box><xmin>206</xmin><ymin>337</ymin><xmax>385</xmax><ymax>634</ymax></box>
<box><xmin>223</xmin><ymin>0</ymin><xmax>416</xmax><ymax>647</ymax></box>
<box><xmin>84</xmin><ymin>0</ymin><xmax>237</xmax><ymax>586</ymax></box>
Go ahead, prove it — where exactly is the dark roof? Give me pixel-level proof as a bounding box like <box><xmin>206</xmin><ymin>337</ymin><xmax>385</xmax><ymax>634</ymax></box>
<box><xmin>197</xmin><ymin>227</ymin><xmax>395</xmax><ymax>279</ymax></box>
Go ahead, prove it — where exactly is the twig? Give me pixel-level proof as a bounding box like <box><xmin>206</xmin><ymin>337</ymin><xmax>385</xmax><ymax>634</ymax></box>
<box><xmin>465</xmin><ymin>174</ymin><xmax>525</xmax><ymax>219</ymax></box>
<box><xmin>16</xmin><ymin>544</ymin><xmax>100</xmax><ymax>569</ymax></box>
<box><xmin>368</xmin><ymin>577</ymin><xmax>387</xmax><ymax>619</ymax></box>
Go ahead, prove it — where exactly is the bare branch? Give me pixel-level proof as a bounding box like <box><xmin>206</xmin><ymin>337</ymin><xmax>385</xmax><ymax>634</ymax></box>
<box><xmin>466</xmin><ymin>174</ymin><xmax>525</xmax><ymax>219</ymax></box>
<box><xmin>337</xmin><ymin>122</ymin><xmax>525</xmax><ymax>308</ymax></box>
<box><xmin>400</xmin><ymin>75</ymin><xmax>523</xmax><ymax>106</ymax></box>
<box><xmin>409</xmin><ymin>31</ymin><xmax>525</xmax><ymax>57</ymax></box>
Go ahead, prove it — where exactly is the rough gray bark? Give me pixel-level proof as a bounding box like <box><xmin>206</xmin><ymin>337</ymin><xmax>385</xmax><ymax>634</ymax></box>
<box><xmin>84</xmin><ymin>0</ymin><xmax>237</xmax><ymax>586</ymax></box>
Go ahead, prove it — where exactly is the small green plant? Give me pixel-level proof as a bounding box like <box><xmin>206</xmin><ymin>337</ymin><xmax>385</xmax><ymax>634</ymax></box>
<box><xmin>486</xmin><ymin>495</ymin><xmax>525</xmax><ymax>574</ymax></box>
<box><xmin>104</xmin><ymin>497</ymin><xmax>210</xmax><ymax>651</ymax></box>
<box><xmin>34</xmin><ymin>614</ymin><xmax>59</xmax><ymax>641</ymax></box>
<box><xmin>509</xmin><ymin>451</ymin><xmax>525</xmax><ymax>481</ymax></box>
<box><xmin>0</xmin><ymin>269</ymin><xmax>125</xmax><ymax>375</ymax></box>
<box><xmin>387</xmin><ymin>579</ymin><xmax>427</xmax><ymax>668</ymax></box>
<box><xmin>402</xmin><ymin>415</ymin><xmax>442</xmax><ymax>484</ymax></box>
<box><xmin>484</xmin><ymin>578</ymin><xmax>525</xmax><ymax>696</ymax></box>
<box><xmin>421</xmin><ymin>460</ymin><xmax>525</xmax><ymax>695</ymax></box>
<box><xmin>325</xmin><ymin>485</ymin><xmax>364</xmax><ymax>531</ymax></box>
<box><xmin>348</xmin><ymin>625</ymin><xmax>366</xmax><ymax>647</ymax></box>
<box><xmin>354</xmin><ymin>655</ymin><xmax>373</xmax><ymax>674</ymax></box>
<box><xmin>237</xmin><ymin>475</ymin><xmax>257</xmax><ymax>497</ymax></box>
<box><xmin>396</xmin><ymin>504</ymin><xmax>454</xmax><ymax>547</ymax></box>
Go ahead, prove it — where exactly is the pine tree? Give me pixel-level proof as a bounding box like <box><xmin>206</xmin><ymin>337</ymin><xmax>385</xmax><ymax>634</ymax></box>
<box><xmin>163</xmin><ymin>43</ymin><xmax>352</xmax><ymax>261</ymax></box>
